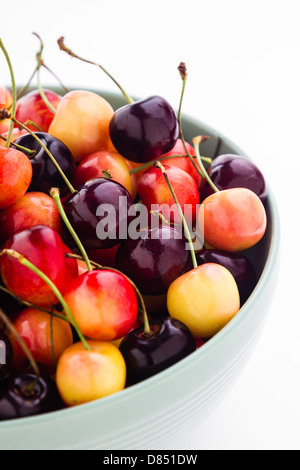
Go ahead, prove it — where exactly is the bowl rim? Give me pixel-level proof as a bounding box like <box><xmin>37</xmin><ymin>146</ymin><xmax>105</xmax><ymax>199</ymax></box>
<box><xmin>0</xmin><ymin>91</ymin><xmax>280</xmax><ymax>428</ymax></box>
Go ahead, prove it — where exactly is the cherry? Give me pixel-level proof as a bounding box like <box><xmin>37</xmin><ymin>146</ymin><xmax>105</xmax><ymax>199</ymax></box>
<box><xmin>138</xmin><ymin>164</ymin><xmax>200</xmax><ymax>225</ymax></box>
<box><xmin>63</xmin><ymin>177</ymin><xmax>134</xmax><ymax>249</ymax></box>
<box><xmin>196</xmin><ymin>249</ymin><xmax>258</xmax><ymax>306</ymax></box>
<box><xmin>0</xmin><ymin>331</ymin><xmax>13</xmax><ymax>381</ymax></box>
<box><xmin>198</xmin><ymin>187</ymin><xmax>267</xmax><ymax>252</ymax></box>
<box><xmin>167</xmin><ymin>263</ymin><xmax>240</xmax><ymax>338</ymax></box>
<box><xmin>119</xmin><ymin>317</ymin><xmax>196</xmax><ymax>386</ymax></box>
<box><xmin>56</xmin><ymin>340</ymin><xmax>126</xmax><ymax>406</ymax></box>
<box><xmin>75</xmin><ymin>149</ymin><xmax>134</xmax><ymax>199</ymax></box>
<box><xmin>0</xmin><ymin>373</ymin><xmax>63</xmax><ymax>420</ymax></box>
<box><xmin>14</xmin><ymin>132</ymin><xmax>76</xmax><ymax>197</ymax></box>
<box><xmin>109</xmin><ymin>95</ymin><xmax>179</xmax><ymax>164</ymax></box>
<box><xmin>0</xmin><ymin>191</ymin><xmax>62</xmax><ymax>246</ymax></box>
<box><xmin>200</xmin><ymin>154</ymin><xmax>267</xmax><ymax>203</ymax></box>
<box><xmin>0</xmin><ymin>86</ymin><xmax>12</xmax><ymax>134</ymax></box>
<box><xmin>15</xmin><ymin>89</ymin><xmax>62</xmax><ymax>132</ymax></box>
<box><xmin>48</xmin><ymin>90</ymin><xmax>114</xmax><ymax>163</ymax></box>
<box><xmin>115</xmin><ymin>226</ymin><xmax>193</xmax><ymax>295</ymax></box>
<box><xmin>0</xmin><ymin>146</ymin><xmax>33</xmax><ymax>210</ymax></box>
<box><xmin>11</xmin><ymin>308</ymin><xmax>73</xmax><ymax>373</ymax></box>
<box><xmin>63</xmin><ymin>269</ymin><xmax>138</xmax><ymax>341</ymax></box>
<box><xmin>0</xmin><ymin>225</ymin><xmax>68</xmax><ymax>307</ymax></box>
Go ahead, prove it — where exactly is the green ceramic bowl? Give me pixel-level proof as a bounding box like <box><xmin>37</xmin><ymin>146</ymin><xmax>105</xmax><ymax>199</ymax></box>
<box><xmin>0</xmin><ymin>91</ymin><xmax>280</xmax><ymax>450</ymax></box>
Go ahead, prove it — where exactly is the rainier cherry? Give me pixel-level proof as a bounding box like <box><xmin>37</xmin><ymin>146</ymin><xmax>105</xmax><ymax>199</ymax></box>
<box><xmin>63</xmin><ymin>269</ymin><xmax>138</xmax><ymax>341</ymax></box>
<box><xmin>48</xmin><ymin>90</ymin><xmax>114</xmax><ymax>162</ymax></box>
<box><xmin>56</xmin><ymin>340</ymin><xmax>126</xmax><ymax>406</ymax></box>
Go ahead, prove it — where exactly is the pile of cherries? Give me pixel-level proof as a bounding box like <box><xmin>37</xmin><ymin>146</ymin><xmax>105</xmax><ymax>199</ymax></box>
<box><xmin>0</xmin><ymin>38</ymin><xmax>267</xmax><ymax>421</ymax></box>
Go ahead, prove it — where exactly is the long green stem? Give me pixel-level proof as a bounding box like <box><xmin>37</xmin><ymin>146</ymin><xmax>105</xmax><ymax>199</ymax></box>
<box><xmin>57</xmin><ymin>37</ymin><xmax>133</xmax><ymax>105</ymax></box>
<box><xmin>193</xmin><ymin>136</ymin><xmax>219</xmax><ymax>193</ymax></box>
<box><xmin>0</xmin><ymin>249</ymin><xmax>90</xmax><ymax>350</ymax></box>
<box><xmin>0</xmin><ymin>38</ymin><xmax>16</xmax><ymax>148</ymax></box>
<box><xmin>50</xmin><ymin>188</ymin><xmax>92</xmax><ymax>272</ymax></box>
<box><xmin>154</xmin><ymin>161</ymin><xmax>198</xmax><ymax>270</ymax></box>
<box><xmin>65</xmin><ymin>252</ymin><xmax>151</xmax><ymax>336</ymax></box>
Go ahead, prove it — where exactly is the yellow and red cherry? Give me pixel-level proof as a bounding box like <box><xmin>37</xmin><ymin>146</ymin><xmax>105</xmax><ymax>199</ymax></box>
<box><xmin>0</xmin><ymin>191</ymin><xmax>62</xmax><ymax>245</ymax></box>
<box><xmin>56</xmin><ymin>340</ymin><xmax>126</xmax><ymax>406</ymax></box>
<box><xmin>0</xmin><ymin>225</ymin><xmax>68</xmax><ymax>307</ymax></box>
<box><xmin>15</xmin><ymin>89</ymin><xmax>62</xmax><ymax>132</ymax></box>
<box><xmin>167</xmin><ymin>263</ymin><xmax>240</xmax><ymax>338</ymax></box>
<box><xmin>11</xmin><ymin>308</ymin><xmax>73</xmax><ymax>373</ymax></box>
<box><xmin>0</xmin><ymin>87</ymin><xmax>13</xmax><ymax>134</ymax></box>
<box><xmin>63</xmin><ymin>269</ymin><xmax>138</xmax><ymax>341</ymax></box>
<box><xmin>75</xmin><ymin>149</ymin><xmax>134</xmax><ymax>199</ymax></box>
<box><xmin>198</xmin><ymin>187</ymin><xmax>267</xmax><ymax>252</ymax></box>
<box><xmin>48</xmin><ymin>90</ymin><xmax>114</xmax><ymax>163</ymax></box>
<box><xmin>138</xmin><ymin>164</ymin><xmax>200</xmax><ymax>225</ymax></box>
<box><xmin>0</xmin><ymin>146</ymin><xmax>32</xmax><ymax>210</ymax></box>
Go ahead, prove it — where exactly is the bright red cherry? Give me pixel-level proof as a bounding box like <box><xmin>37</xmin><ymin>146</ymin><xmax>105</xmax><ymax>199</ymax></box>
<box><xmin>0</xmin><ymin>225</ymin><xmax>68</xmax><ymax>307</ymax></box>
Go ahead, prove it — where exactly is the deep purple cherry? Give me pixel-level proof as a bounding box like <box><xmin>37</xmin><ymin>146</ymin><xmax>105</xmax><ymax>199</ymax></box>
<box><xmin>0</xmin><ymin>331</ymin><xmax>13</xmax><ymax>381</ymax></box>
<box><xmin>14</xmin><ymin>132</ymin><xmax>76</xmax><ymax>197</ymax></box>
<box><xmin>200</xmin><ymin>154</ymin><xmax>267</xmax><ymax>203</ymax></box>
<box><xmin>0</xmin><ymin>373</ymin><xmax>63</xmax><ymax>420</ymax></box>
<box><xmin>109</xmin><ymin>95</ymin><xmax>179</xmax><ymax>163</ymax></box>
<box><xmin>115</xmin><ymin>226</ymin><xmax>193</xmax><ymax>295</ymax></box>
<box><xmin>119</xmin><ymin>317</ymin><xmax>196</xmax><ymax>386</ymax></box>
<box><xmin>196</xmin><ymin>249</ymin><xmax>258</xmax><ymax>306</ymax></box>
<box><xmin>63</xmin><ymin>177</ymin><xmax>134</xmax><ymax>249</ymax></box>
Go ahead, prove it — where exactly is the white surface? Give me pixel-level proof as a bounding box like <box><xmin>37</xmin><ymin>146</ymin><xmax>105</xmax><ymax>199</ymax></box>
<box><xmin>0</xmin><ymin>0</ymin><xmax>299</xmax><ymax>451</ymax></box>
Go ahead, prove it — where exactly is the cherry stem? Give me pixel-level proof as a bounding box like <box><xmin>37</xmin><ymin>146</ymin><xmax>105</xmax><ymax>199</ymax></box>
<box><xmin>0</xmin><ymin>285</ymin><xmax>68</xmax><ymax>322</ymax></box>
<box><xmin>50</xmin><ymin>188</ymin><xmax>93</xmax><ymax>272</ymax></box>
<box><xmin>128</xmin><ymin>153</ymin><xmax>212</xmax><ymax>176</ymax></box>
<box><xmin>177</xmin><ymin>62</ymin><xmax>203</xmax><ymax>179</ymax></box>
<box><xmin>193</xmin><ymin>136</ymin><xmax>219</xmax><ymax>193</ymax></box>
<box><xmin>57</xmin><ymin>37</ymin><xmax>134</xmax><ymax>105</ymax></box>
<box><xmin>0</xmin><ymin>249</ymin><xmax>90</xmax><ymax>351</ymax></box>
<box><xmin>0</xmin><ymin>307</ymin><xmax>40</xmax><ymax>378</ymax></box>
<box><xmin>1</xmin><ymin>110</ymin><xmax>76</xmax><ymax>195</ymax></box>
<box><xmin>33</xmin><ymin>33</ymin><xmax>57</xmax><ymax>114</ymax></box>
<box><xmin>154</xmin><ymin>161</ymin><xmax>198</xmax><ymax>270</ymax></box>
<box><xmin>0</xmin><ymin>38</ymin><xmax>16</xmax><ymax>148</ymax></box>
<box><xmin>65</xmin><ymin>252</ymin><xmax>151</xmax><ymax>336</ymax></box>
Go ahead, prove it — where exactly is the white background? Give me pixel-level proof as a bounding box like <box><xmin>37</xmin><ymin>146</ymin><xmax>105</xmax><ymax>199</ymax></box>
<box><xmin>1</xmin><ymin>0</ymin><xmax>299</xmax><ymax>450</ymax></box>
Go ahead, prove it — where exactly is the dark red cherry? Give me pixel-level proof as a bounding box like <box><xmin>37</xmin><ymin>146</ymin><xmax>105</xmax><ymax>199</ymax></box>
<box><xmin>109</xmin><ymin>96</ymin><xmax>179</xmax><ymax>163</ymax></box>
<box><xmin>115</xmin><ymin>226</ymin><xmax>193</xmax><ymax>295</ymax></box>
<box><xmin>0</xmin><ymin>373</ymin><xmax>63</xmax><ymax>420</ymax></box>
<box><xmin>63</xmin><ymin>178</ymin><xmax>134</xmax><ymax>249</ymax></box>
<box><xmin>200</xmin><ymin>154</ymin><xmax>267</xmax><ymax>203</ymax></box>
<box><xmin>14</xmin><ymin>132</ymin><xmax>76</xmax><ymax>197</ymax></box>
<box><xmin>196</xmin><ymin>249</ymin><xmax>258</xmax><ymax>306</ymax></box>
<box><xmin>119</xmin><ymin>317</ymin><xmax>196</xmax><ymax>386</ymax></box>
<box><xmin>0</xmin><ymin>331</ymin><xmax>13</xmax><ymax>381</ymax></box>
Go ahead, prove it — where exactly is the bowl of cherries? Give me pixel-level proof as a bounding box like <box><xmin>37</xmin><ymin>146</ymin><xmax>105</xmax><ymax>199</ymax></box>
<box><xmin>0</xmin><ymin>37</ymin><xmax>280</xmax><ymax>450</ymax></box>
